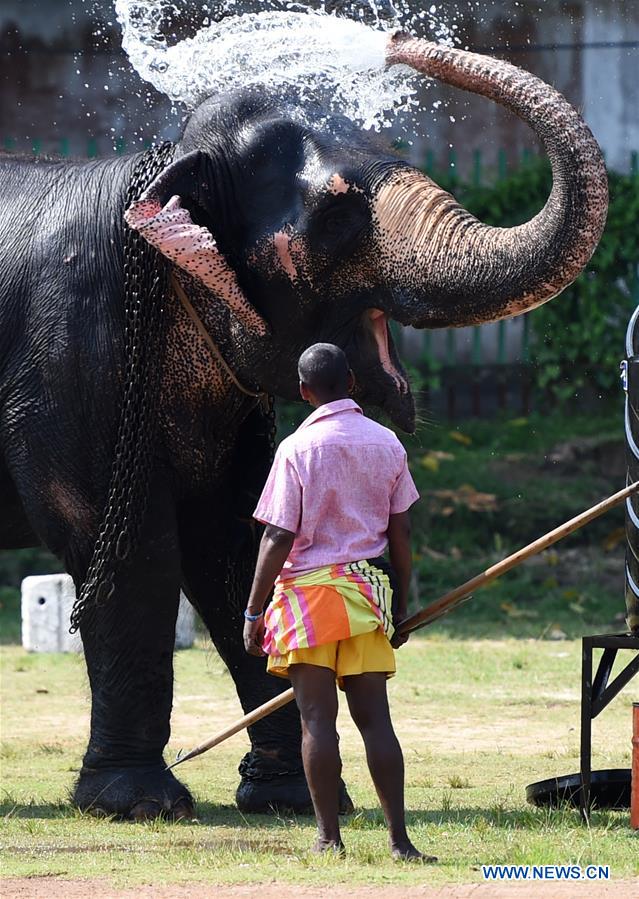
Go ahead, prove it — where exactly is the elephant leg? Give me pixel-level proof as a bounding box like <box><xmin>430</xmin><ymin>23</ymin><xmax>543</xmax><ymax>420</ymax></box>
<box><xmin>178</xmin><ymin>399</ymin><xmax>352</xmax><ymax>814</ymax></box>
<box><xmin>175</xmin><ymin>397</ymin><xmax>317</xmax><ymax>812</ymax></box>
<box><xmin>70</xmin><ymin>475</ymin><xmax>194</xmax><ymax>820</ymax></box>
<box><xmin>178</xmin><ymin>495</ymin><xmax>312</xmax><ymax>813</ymax></box>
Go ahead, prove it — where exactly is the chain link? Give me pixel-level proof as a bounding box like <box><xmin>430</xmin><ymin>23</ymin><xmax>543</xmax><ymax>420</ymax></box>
<box><xmin>70</xmin><ymin>142</ymin><xmax>175</xmax><ymax>633</ymax></box>
<box><xmin>265</xmin><ymin>395</ymin><xmax>277</xmax><ymax>466</ymax></box>
<box><xmin>70</xmin><ymin>142</ymin><xmax>277</xmax><ymax>634</ymax></box>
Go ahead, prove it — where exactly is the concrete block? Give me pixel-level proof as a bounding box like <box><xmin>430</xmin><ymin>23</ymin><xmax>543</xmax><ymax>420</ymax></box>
<box><xmin>174</xmin><ymin>594</ymin><xmax>196</xmax><ymax>650</ymax></box>
<box><xmin>21</xmin><ymin>574</ymin><xmax>82</xmax><ymax>653</ymax></box>
<box><xmin>21</xmin><ymin>575</ymin><xmax>196</xmax><ymax>652</ymax></box>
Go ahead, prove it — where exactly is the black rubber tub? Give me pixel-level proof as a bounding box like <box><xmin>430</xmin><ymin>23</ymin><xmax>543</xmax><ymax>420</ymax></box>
<box><xmin>526</xmin><ymin>769</ymin><xmax>631</xmax><ymax>809</ymax></box>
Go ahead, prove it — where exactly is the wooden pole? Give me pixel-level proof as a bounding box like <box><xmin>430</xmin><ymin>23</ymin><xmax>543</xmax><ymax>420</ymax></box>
<box><xmin>398</xmin><ymin>481</ymin><xmax>639</xmax><ymax>636</ymax></box>
<box><xmin>166</xmin><ymin>687</ymin><xmax>295</xmax><ymax>770</ymax></box>
<box><xmin>167</xmin><ymin>481</ymin><xmax>639</xmax><ymax>770</ymax></box>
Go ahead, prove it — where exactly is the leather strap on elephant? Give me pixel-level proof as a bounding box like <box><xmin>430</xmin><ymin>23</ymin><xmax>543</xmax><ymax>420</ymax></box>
<box><xmin>70</xmin><ymin>142</ymin><xmax>176</xmax><ymax>634</ymax></box>
<box><xmin>170</xmin><ymin>274</ymin><xmax>266</xmax><ymax>400</ymax></box>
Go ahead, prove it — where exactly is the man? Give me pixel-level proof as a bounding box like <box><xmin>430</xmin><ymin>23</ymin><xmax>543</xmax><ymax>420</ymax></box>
<box><xmin>243</xmin><ymin>343</ymin><xmax>435</xmax><ymax>861</ymax></box>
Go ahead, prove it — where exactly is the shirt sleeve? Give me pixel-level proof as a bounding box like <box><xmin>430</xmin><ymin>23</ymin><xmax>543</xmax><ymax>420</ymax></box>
<box><xmin>389</xmin><ymin>450</ymin><xmax>419</xmax><ymax>514</ymax></box>
<box><xmin>253</xmin><ymin>445</ymin><xmax>302</xmax><ymax>534</ymax></box>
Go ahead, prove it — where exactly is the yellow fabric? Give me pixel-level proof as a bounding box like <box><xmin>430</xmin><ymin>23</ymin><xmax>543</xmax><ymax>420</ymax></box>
<box><xmin>267</xmin><ymin>626</ymin><xmax>396</xmax><ymax>690</ymax></box>
<box><xmin>264</xmin><ymin>560</ymin><xmax>394</xmax><ymax>657</ymax></box>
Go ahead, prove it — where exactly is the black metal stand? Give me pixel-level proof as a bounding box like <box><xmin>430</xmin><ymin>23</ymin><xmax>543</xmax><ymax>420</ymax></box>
<box><xmin>580</xmin><ymin>632</ymin><xmax>639</xmax><ymax>819</ymax></box>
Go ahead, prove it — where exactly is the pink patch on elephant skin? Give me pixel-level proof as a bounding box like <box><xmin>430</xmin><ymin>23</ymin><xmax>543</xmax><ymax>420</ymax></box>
<box><xmin>326</xmin><ymin>173</ymin><xmax>363</xmax><ymax>196</ymax></box>
<box><xmin>327</xmin><ymin>173</ymin><xmax>349</xmax><ymax>195</ymax></box>
<box><xmin>273</xmin><ymin>230</ymin><xmax>298</xmax><ymax>282</ymax></box>
<box><xmin>124</xmin><ymin>195</ymin><xmax>268</xmax><ymax>337</ymax></box>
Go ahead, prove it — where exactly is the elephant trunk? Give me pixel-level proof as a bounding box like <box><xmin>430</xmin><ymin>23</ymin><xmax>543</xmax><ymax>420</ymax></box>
<box><xmin>373</xmin><ymin>34</ymin><xmax>608</xmax><ymax>328</ymax></box>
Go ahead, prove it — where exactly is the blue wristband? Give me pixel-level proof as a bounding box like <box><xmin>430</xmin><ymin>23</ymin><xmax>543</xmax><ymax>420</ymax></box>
<box><xmin>244</xmin><ymin>609</ymin><xmax>263</xmax><ymax>622</ymax></box>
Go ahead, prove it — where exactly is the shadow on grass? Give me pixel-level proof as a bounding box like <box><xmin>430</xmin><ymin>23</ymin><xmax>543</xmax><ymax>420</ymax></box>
<box><xmin>0</xmin><ymin>795</ymin><xmax>313</xmax><ymax>829</ymax></box>
<box><xmin>2</xmin><ymin>796</ymin><xmax>630</xmax><ymax>834</ymax></box>
<box><xmin>364</xmin><ymin>805</ymin><xmax>631</xmax><ymax>832</ymax></box>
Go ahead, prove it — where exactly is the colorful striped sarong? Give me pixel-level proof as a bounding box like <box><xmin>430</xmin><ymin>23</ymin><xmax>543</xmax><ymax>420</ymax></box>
<box><xmin>262</xmin><ymin>560</ymin><xmax>394</xmax><ymax>657</ymax></box>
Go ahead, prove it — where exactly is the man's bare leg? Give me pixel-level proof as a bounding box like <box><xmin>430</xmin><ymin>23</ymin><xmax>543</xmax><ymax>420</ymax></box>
<box><xmin>343</xmin><ymin>672</ymin><xmax>436</xmax><ymax>862</ymax></box>
<box><xmin>288</xmin><ymin>663</ymin><xmax>344</xmax><ymax>853</ymax></box>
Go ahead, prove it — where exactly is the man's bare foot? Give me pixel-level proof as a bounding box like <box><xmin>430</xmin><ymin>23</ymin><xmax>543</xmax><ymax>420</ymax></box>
<box><xmin>391</xmin><ymin>840</ymin><xmax>437</xmax><ymax>863</ymax></box>
<box><xmin>312</xmin><ymin>837</ymin><xmax>346</xmax><ymax>857</ymax></box>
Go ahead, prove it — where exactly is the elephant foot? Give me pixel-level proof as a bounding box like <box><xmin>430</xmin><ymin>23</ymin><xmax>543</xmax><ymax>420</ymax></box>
<box><xmin>236</xmin><ymin>773</ymin><xmax>354</xmax><ymax>815</ymax></box>
<box><xmin>72</xmin><ymin>764</ymin><xmax>195</xmax><ymax>821</ymax></box>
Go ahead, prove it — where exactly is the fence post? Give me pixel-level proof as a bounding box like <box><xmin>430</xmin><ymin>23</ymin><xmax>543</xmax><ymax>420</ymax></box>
<box><xmin>498</xmin><ymin>147</ymin><xmax>507</xmax><ymax>181</ymax></box>
<box><xmin>497</xmin><ymin>319</ymin><xmax>507</xmax><ymax>410</ymax></box>
<box><xmin>446</xmin><ymin>329</ymin><xmax>456</xmax><ymax>420</ymax></box>
<box><xmin>449</xmin><ymin>148</ymin><xmax>457</xmax><ymax>187</ymax></box>
<box><xmin>472</xmin><ymin>327</ymin><xmax>482</xmax><ymax>416</ymax></box>
<box><xmin>420</xmin><ymin>331</ymin><xmax>433</xmax><ymax>412</ymax></box>
<box><xmin>473</xmin><ymin>149</ymin><xmax>482</xmax><ymax>188</ymax></box>
<box><xmin>521</xmin><ymin>313</ymin><xmax>531</xmax><ymax>415</ymax></box>
<box><xmin>424</xmin><ymin>148</ymin><xmax>434</xmax><ymax>175</ymax></box>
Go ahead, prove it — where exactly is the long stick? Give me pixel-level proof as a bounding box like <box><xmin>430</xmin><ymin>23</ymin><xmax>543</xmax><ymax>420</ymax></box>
<box><xmin>167</xmin><ymin>481</ymin><xmax>638</xmax><ymax>770</ymax></box>
<box><xmin>398</xmin><ymin>480</ymin><xmax>638</xmax><ymax>635</ymax></box>
<box><xmin>166</xmin><ymin>688</ymin><xmax>295</xmax><ymax>770</ymax></box>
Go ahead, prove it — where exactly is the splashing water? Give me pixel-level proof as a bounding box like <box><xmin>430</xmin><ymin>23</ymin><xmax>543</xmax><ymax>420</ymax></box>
<box><xmin>113</xmin><ymin>1</ymin><xmax>458</xmax><ymax>131</ymax></box>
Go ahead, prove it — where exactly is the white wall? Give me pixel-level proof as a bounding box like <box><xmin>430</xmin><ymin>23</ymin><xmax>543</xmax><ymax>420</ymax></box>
<box><xmin>582</xmin><ymin>2</ymin><xmax>639</xmax><ymax>173</ymax></box>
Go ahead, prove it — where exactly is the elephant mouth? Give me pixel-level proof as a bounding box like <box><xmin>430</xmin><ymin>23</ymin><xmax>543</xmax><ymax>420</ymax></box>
<box><xmin>366</xmin><ymin>309</ymin><xmax>409</xmax><ymax>396</ymax></box>
<box><xmin>347</xmin><ymin>307</ymin><xmax>415</xmax><ymax>433</ymax></box>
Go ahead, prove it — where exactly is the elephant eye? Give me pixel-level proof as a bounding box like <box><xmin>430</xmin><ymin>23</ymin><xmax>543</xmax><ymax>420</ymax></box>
<box><xmin>322</xmin><ymin>210</ymin><xmax>348</xmax><ymax>234</ymax></box>
<box><xmin>313</xmin><ymin>194</ymin><xmax>370</xmax><ymax>251</ymax></box>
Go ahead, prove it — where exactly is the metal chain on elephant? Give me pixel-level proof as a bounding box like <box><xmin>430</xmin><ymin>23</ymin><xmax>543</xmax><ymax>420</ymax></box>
<box><xmin>265</xmin><ymin>394</ymin><xmax>277</xmax><ymax>466</ymax></box>
<box><xmin>70</xmin><ymin>142</ymin><xmax>175</xmax><ymax>634</ymax></box>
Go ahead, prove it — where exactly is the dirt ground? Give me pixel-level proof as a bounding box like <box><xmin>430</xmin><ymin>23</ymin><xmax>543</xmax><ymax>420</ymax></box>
<box><xmin>2</xmin><ymin>879</ymin><xmax>638</xmax><ymax>899</ymax></box>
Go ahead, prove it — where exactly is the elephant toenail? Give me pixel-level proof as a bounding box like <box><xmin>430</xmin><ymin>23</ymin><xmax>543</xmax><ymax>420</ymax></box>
<box><xmin>130</xmin><ymin>799</ymin><xmax>162</xmax><ymax>821</ymax></box>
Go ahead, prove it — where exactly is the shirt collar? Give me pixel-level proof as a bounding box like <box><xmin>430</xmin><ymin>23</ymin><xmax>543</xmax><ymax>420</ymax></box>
<box><xmin>297</xmin><ymin>398</ymin><xmax>363</xmax><ymax>431</ymax></box>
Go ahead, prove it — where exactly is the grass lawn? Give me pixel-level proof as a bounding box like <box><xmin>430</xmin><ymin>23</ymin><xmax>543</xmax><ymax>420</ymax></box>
<box><xmin>1</xmin><ymin>636</ymin><xmax>637</xmax><ymax>888</ymax></box>
<box><xmin>1</xmin><ymin>408</ymin><xmax>637</xmax><ymax>889</ymax></box>
<box><xmin>1</xmin><ymin>409</ymin><xmax>629</xmax><ymax>647</ymax></box>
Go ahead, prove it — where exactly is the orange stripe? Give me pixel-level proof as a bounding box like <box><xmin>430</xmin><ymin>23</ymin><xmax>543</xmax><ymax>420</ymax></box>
<box><xmin>303</xmin><ymin>584</ymin><xmax>352</xmax><ymax>643</ymax></box>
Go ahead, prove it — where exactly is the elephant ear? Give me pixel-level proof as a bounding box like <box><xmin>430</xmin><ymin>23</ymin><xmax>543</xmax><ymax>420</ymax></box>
<box><xmin>124</xmin><ymin>151</ymin><xmax>268</xmax><ymax>337</ymax></box>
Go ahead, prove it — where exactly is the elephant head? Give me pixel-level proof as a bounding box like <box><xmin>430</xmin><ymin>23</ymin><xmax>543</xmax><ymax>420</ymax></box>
<box><xmin>125</xmin><ymin>33</ymin><xmax>608</xmax><ymax>432</ymax></box>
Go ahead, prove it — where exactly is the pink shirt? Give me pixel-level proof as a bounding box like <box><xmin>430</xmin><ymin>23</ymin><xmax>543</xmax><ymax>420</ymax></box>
<box><xmin>254</xmin><ymin>399</ymin><xmax>419</xmax><ymax>575</ymax></box>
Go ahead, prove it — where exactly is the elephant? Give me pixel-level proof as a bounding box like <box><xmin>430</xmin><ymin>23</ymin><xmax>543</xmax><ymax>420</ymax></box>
<box><xmin>0</xmin><ymin>32</ymin><xmax>608</xmax><ymax>820</ymax></box>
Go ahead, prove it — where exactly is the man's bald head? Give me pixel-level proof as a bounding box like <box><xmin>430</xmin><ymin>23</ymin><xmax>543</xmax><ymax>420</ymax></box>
<box><xmin>298</xmin><ymin>343</ymin><xmax>351</xmax><ymax>401</ymax></box>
